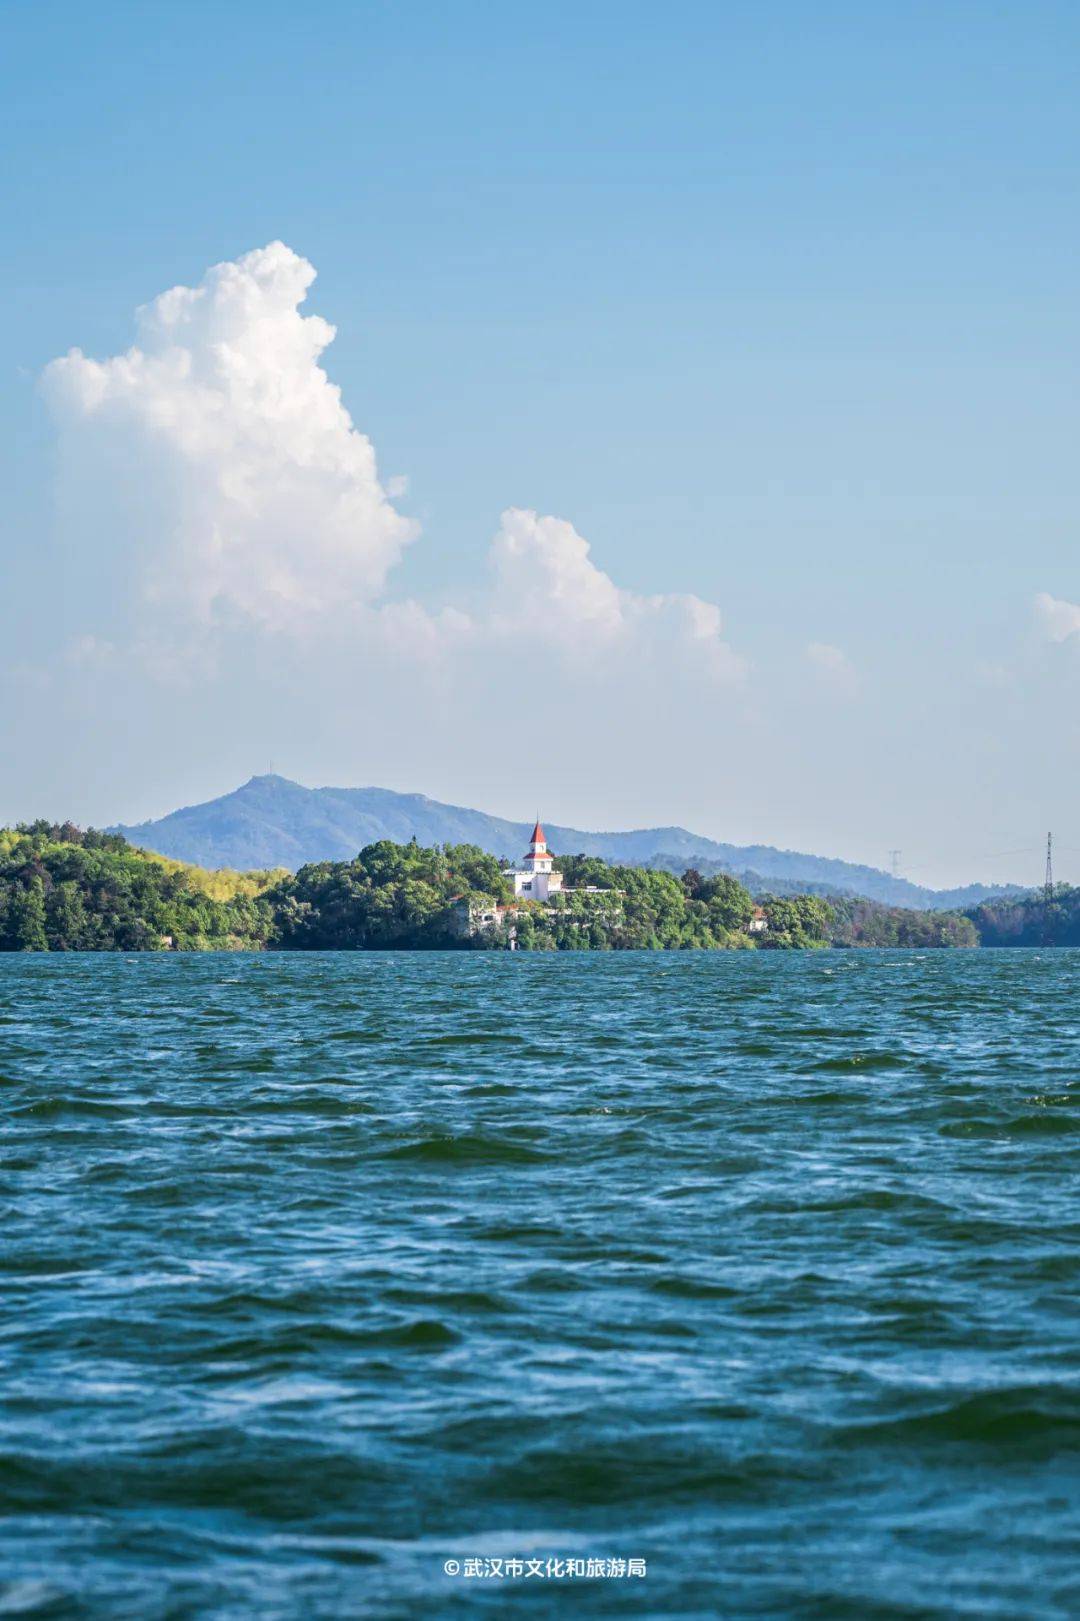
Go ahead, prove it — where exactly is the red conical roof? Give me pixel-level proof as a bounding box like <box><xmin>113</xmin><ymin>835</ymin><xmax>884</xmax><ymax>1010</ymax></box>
<box><xmin>529</xmin><ymin>820</ymin><xmax>546</xmax><ymax>845</ymax></box>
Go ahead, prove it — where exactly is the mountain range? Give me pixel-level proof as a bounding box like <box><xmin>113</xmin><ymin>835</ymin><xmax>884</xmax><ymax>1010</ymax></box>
<box><xmin>111</xmin><ymin>775</ymin><xmax>1025</xmax><ymax>911</ymax></box>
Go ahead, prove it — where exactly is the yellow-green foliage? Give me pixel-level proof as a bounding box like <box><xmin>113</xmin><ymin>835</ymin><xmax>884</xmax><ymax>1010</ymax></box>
<box><xmin>129</xmin><ymin>848</ymin><xmax>289</xmax><ymax>901</ymax></box>
<box><xmin>0</xmin><ymin>827</ymin><xmax>285</xmax><ymax>902</ymax></box>
<box><xmin>0</xmin><ymin>823</ymin><xmax>276</xmax><ymax>951</ymax></box>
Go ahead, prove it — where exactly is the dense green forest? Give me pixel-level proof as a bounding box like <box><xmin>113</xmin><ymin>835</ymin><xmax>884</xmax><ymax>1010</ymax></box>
<box><xmin>270</xmin><ymin>846</ymin><xmax>787</xmax><ymax>951</ymax></box>
<box><xmin>273</xmin><ymin>840</ymin><xmax>508</xmax><ymax>949</ymax></box>
<box><xmin>0</xmin><ymin>824</ymin><xmax>274</xmax><ymax>951</ymax></box>
<box><xmin>965</xmin><ymin>885</ymin><xmax>1080</xmax><ymax>947</ymax></box>
<box><xmin>0</xmin><ymin>823</ymin><xmax>990</xmax><ymax>952</ymax></box>
<box><xmin>829</xmin><ymin>897</ymin><xmax>978</xmax><ymax>949</ymax></box>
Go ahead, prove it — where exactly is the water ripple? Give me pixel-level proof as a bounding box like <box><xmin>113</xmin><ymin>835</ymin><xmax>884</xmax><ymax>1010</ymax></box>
<box><xmin>1</xmin><ymin>950</ymin><xmax>1078</xmax><ymax>1618</ymax></box>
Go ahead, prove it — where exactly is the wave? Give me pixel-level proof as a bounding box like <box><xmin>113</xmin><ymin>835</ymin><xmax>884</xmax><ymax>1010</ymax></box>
<box><xmin>382</xmin><ymin>1134</ymin><xmax>549</xmax><ymax>1165</ymax></box>
<box><xmin>834</xmin><ymin>1387</ymin><xmax>1080</xmax><ymax>1450</ymax></box>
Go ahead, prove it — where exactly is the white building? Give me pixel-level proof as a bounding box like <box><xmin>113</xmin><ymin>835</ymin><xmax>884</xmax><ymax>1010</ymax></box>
<box><xmin>505</xmin><ymin>821</ymin><xmax>565</xmax><ymax>901</ymax></box>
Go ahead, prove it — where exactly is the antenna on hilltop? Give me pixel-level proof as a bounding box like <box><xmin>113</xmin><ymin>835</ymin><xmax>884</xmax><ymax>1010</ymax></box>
<box><xmin>889</xmin><ymin>849</ymin><xmax>902</xmax><ymax>880</ymax></box>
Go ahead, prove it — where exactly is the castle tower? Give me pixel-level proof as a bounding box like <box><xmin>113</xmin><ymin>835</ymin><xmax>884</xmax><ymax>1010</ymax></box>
<box><xmin>523</xmin><ymin>820</ymin><xmax>553</xmax><ymax>875</ymax></box>
<box><xmin>505</xmin><ymin>818</ymin><xmax>563</xmax><ymax>900</ymax></box>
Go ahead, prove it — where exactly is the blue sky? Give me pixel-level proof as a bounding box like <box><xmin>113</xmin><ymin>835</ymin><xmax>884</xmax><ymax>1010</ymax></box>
<box><xmin>3</xmin><ymin>1</ymin><xmax>1079</xmax><ymax>885</ymax></box>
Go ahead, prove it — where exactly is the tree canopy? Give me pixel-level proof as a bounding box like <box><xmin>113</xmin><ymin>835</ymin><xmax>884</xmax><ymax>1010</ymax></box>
<box><xmin>0</xmin><ymin>824</ymin><xmax>273</xmax><ymax>952</ymax></box>
<box><xmin>272</xmin><ymin>840</ymin><xmax>510</xmax><ymax>949</ymax></box>
<box><xmin>0</xmin><ymin>824</ymin><xmax>990</xmax><ymax>953</ymax></box>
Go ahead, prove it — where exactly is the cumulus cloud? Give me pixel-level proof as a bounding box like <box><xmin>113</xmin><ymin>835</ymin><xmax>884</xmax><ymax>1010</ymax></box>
<box><xmin>489</xmin><ymin>508</ymin><xmax>746</xmax><ymax>681</ymax></box>
<box><xmin>42</xmin><ymin>242</ymin><xmax>416</xmax><ymax>635</ymax></box>
<box><xmin>372</xmin><ymin>599</ymin><xmax>474</xmax><ymax>662</ymax></box>
<box><xmin>39</xmin><ymin>242</ymin><xmax>754</xmax><ymax>694</ymax></box>
<box><xmin>1034</xmin><ymin>592</ymin><xmax>1080</xmax><ymax>643</ymax></box>
<box><xmin>806</xmin><ymin>641</ymin><xmax>857</xmax><ymax>697</ymax></box>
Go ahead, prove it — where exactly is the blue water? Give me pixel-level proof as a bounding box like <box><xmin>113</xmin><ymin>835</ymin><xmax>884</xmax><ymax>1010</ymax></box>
<box><xmin>1</xmin><ymin>951</ymin><xmax>1077</xmax><ymax>1618</ymax></box>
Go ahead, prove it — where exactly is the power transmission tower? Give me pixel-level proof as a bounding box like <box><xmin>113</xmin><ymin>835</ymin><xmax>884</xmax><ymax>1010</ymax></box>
<box><xmin>1042</xmin><ymin>832</ymin><xmax>1055</xmax><ymax>946</ymax></box>
<box><xmin>889</xmin><ymin>849</ymin><xmax>902</xmax><ymax>880</ymax></box>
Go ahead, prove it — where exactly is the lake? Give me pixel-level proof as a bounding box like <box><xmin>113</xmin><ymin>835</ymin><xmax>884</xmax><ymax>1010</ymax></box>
<box><xmin>2</xmin><ymin>951</ymin><xmax>1077</xmax><ymax>1618</ymax></box>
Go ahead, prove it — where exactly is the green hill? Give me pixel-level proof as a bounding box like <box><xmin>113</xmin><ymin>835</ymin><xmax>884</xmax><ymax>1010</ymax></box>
<box><xmin>0</xmin><ymin>822</ymin><xmax>980</xmax><ymax>953</ymax></box>
<box><xmin>0</xmin><ymin>823</ymin><xmax>274</xmax><ymax>951</ymax></box>
<box><xmin>111</xmin><ymin>774</ymin><xmax>1024</xmax><ymax>911</ymax></box>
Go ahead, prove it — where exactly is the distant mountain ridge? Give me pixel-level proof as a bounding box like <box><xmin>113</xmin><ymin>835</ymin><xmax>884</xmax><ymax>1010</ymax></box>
<box><xmin>111</xmin><ymin>775</ymin><xmax>1025</xmax><ymax>911</ymax></box>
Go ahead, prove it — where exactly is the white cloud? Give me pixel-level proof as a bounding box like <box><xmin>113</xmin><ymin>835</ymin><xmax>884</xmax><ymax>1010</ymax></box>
<box><xmin>372</xmin><ymin>599</ymin><xmax>474</xmax><ymax>662</ymax></box>
<box><xmin>42</xmin><ymin>242</ymin><xmax>416</xmax><ymax>636</ymax></box>
<box><xmin>489</xmin><ymin>508</ymin><xmax>747</xmax><ymax>681</ymax></box>
<box><xmin>806</xmin><ymin>640</ymin><xmax>857</xmax><ymax>697</ymax></box>
<box><xmin>66</xmin><ymin>634</ymin><xmax>117</xmax><ymax>668</ymax></box>
<box><xmin>39</xmin><ymin>243</ymin><xmax>753</xmax><ymax>694</ymax></box>
<box><xmin>1034</xmin><ymin>592</ymin><xmax>1080</xmax><ymax>643</ymax></box>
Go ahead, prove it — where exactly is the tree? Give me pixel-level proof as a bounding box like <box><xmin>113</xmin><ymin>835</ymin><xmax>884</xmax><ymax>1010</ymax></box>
<box><xmin>700</xmin><ymin>873</ymin><xmax>754</xmax><ymax>933</ymax></box>
<box><xmin>760</xmin><ymin>895</ymin><xmax>833</xmax><ymax>949</ymax></box>
<box><xmin>10</xmin><ymin>878</ymin><xmax>49</xmax><ymax>952</ymax></box>
<box><xmin>46</xmin><ymin>881</ymin><xmax>89</xmax><ymax>950</ymax></box>
<box><xmin>554</xmin><ymin>853</ymin><xmax>618</xmax><ymax>889</ymax></box>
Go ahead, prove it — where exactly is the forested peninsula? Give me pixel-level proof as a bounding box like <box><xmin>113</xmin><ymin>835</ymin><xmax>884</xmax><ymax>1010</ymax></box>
<box><xmin>2</xmin><ymin>822</ymin><xmax>1060</xmax><ymax>953</ymax></box>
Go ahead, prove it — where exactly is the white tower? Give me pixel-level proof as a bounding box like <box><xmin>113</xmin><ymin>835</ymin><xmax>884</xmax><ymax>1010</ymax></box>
<box><xmin>523</xmin><ymin>820</ymin><xmax>553</xmax><ymax>875</ymax></box>
<box><xmin>506</xmin><ymin>820</ymin><xmax>563</xmax><ymax>900</ymax></box>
